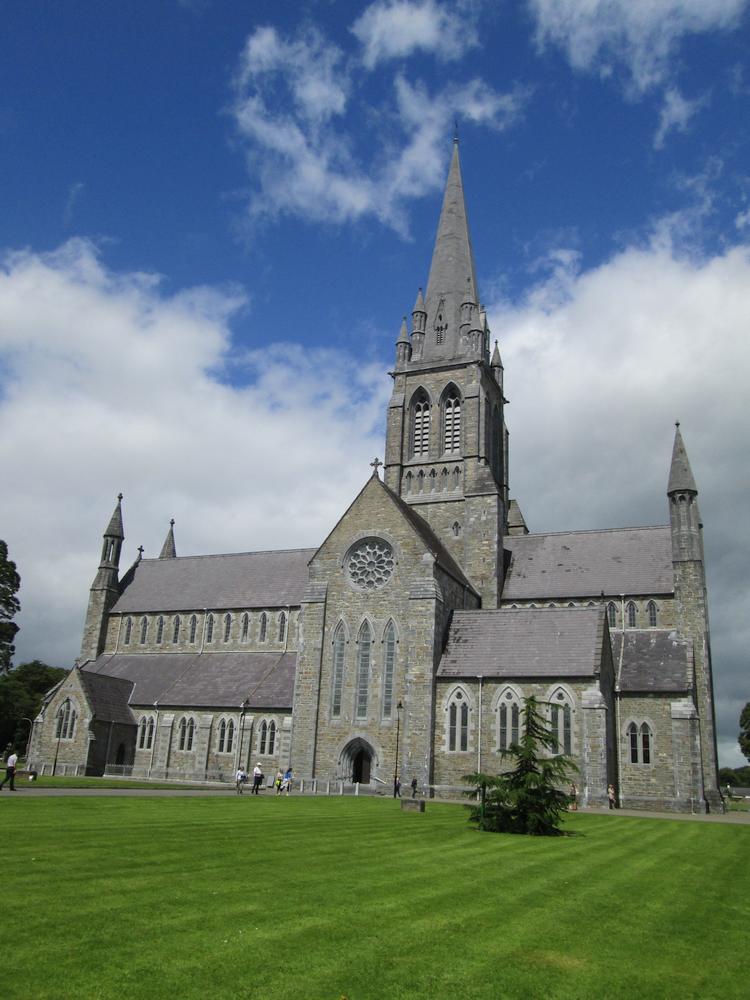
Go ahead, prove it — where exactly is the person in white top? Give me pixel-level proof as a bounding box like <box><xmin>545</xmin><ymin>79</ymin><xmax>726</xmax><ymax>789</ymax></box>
<box><xmin>0</xmin><ymin>750</ymin><xmax>18</xmax><ymax>791</ymax></box>
<box><xmin>251</xmin><ymin>763</ymin><xmax>263</xmax><ymax>795</ymax></box>
<box><xmin>235</xmin><ymin>767</ymin><xmax>247</xmax><ymax>795</ymax></box>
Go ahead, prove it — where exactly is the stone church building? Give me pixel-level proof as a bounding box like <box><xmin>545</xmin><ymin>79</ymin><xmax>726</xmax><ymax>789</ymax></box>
<box><xmin>28</xmin><ymin>143</ymin><xmax>721</xmax><ymax>812</ymax></box>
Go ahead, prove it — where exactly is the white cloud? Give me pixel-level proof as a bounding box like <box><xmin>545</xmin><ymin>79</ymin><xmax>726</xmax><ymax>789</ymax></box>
<box><xmin>0</xmin><ymin>240</ymin><xmax>388</xmax><ymax>669</ymax></box>
<box><xmin>653</xmin><ymin>86</ymin><xmax>709</xmax><ymax>148</ymax></box>
<box><xmin>231</xmin><ymin>23</ymin><xmax>526</xmax><ymax>233</ymax></box>
<box><xmin>487</xmin><ymin>221</ymin><xmax>750</xmax><ymax>767</ymax></box>
<box><xmin>735</xmin><ymin>206</ymin><xmax>750</xmax><ymax>229</ymax></box>
<box><xmin>352</xmin><ymin>0</ymin><xmax>479</xmax><ymax>68</ymax></box>
<box><xmin>528</xmin><ymin>0</ymin><xmax>748</xmax><ymax>94</ymax></box>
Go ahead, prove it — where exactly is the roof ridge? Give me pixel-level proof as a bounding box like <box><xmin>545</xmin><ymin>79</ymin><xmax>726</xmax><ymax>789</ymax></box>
<box><xmin>138</xmin><ymin>546</ymin><xmax>318</xmax><ymax>563</ymax></box>
<box><xmin>507</xmin><ymin>524</ymin><xmax>670</xmax><ymax>539</ymax></box>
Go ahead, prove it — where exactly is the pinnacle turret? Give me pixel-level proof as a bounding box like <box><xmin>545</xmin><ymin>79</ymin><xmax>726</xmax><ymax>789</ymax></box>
<box><xmin>104</xmin><ymin>493</ymin><xmax>124</xmax><ymax>540</ymax></box>
<box><xmin>159</xmin><ymin>519</ymin><xmax>177</xmax><ymax>559</ymax></box>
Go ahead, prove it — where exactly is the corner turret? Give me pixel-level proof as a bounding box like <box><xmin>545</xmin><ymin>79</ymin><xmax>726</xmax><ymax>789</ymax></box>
<box><xmin>79</xmin><ymin>495</ymin><xmax>124</xmax><ymax>662</ymax></box>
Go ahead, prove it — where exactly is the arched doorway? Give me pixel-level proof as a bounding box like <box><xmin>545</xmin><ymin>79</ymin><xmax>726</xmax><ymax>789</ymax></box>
<box><xmin>341</xmin><ymin>737</ymin><xmax>376</xmax><ymax>784</ymax></box>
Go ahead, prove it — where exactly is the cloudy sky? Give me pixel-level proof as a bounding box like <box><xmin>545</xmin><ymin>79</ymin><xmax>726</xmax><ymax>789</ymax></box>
<box><xmin>1</xmin><ymin>1</ymin><xmax>748</xmax><ymax>766</ymax></box>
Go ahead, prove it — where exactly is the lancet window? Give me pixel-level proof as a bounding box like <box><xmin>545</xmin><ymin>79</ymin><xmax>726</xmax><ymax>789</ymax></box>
<box><xmin>443</xmin><ymin>389</ymin><xmax>461</xmax><ymax>453</ymax></box>
<box><xmin>627</xmin><ymin>722</ymin><xmax>653</xmax><ymax>764</ymax></box>
<box><xmin>55</xmin><ymin>699</ymin><xmax>77</xmax><ymax>741</ymax></box>
<box><xmin>382</xmin><ymin>621</ymin><xmax>396</xmax><ymax>719</ymax></box>
<box><xmin>331</xmin><ymin>623</ymin><xmax>345</xmax><ymax>718</ymax></box>
<box><xmin>412</xmin><ymin>392</ymin><xmax>431</xmax><ymax>457</ymax></box>
<box><xmin>355</xmin><ymin>622</ymin><xmax>372</xmax><ymax>720</ymax></box>
<box><xmin>447</xmin><ymin>689</ymin><xmax>470</xmax><ymax>752</ymax></box>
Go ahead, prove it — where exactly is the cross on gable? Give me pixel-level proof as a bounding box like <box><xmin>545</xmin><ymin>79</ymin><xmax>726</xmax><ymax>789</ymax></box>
<box><xmin>370</xmin><ymin>457</ymin><xmax>383</xmax><ymax>477</ymax></box>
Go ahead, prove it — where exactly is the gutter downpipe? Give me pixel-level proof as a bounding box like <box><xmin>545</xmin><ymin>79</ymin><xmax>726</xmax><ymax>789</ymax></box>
<box><xmin>615</xmin><ymin>593</ymin><xmax>625</xmax><ymax>805</ymax></box>
<box><xmin>477</xmin><ymin>675</ymin><xmax>483</xmax><ymax>775</ymax></box>
<box><xmin>237</xmin><ymin>700</ymin><xmax>247</xmax><ymax>773</ymax></box>
<box><xmin>199</xmin><ymin>610</ymin><xmax>208</xmax><ymax>655</ymax></box>
<box><xmin>148</xmin><ymin>702</ymin><xmax>159</xmax><ymax>779</ymax></box>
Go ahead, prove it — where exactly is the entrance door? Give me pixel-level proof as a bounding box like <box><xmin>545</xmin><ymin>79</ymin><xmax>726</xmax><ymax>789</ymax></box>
<box><xmin>352</xmin><ymin>747</ymin><xmax>371</xmax><ymax>784</ymax></box>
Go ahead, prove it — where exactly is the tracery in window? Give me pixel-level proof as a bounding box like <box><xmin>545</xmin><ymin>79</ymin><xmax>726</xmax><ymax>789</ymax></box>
<box><xmin>443</xmin><ymin>387</ymin><xmax>461</xmax><ymax>453</ymax></box>
<box><xmin>549</xmin><ymin>689</ymin><xmax>573</xmax><ymax>755</ymax></box>
<box><xmin>259</xmin><ymin>719</ymin><xmax>276</xmax><ymax>755</ymax></box>
<box><xmin>138</xmin><ymin>715</ymin><xmax>155</xmax><ymax>750</ymax></box>
<box><xmin>382</xmin><ymin>621</ymin><xmax>396</xmax><ymax>719</ymax></box>
<box><xmin>55</xmin><ymin>699</ymin><xmax>77</xmax><ymax>740</ymax></box>
<box><xmin>447</xmin><ymin>689</ymin><xmax>470</xmax><ymax>752</ymax></box>
<box><xmin>497</xmin><ymin>688</ymin><xmax>522</xmax><ymax>750</ymax></box>
<box><xmin>412</xmin><ymin>390</ymin><xmax>431</xmax><ymax>457</ymax></box>
<box><xmin>627</xmin><ymin>721</ymin><xmax>653</xmax><ymax>764</ymax></box>
<box><xmin>218</xmin><ymin>718</ymin><xmax>235</xmax><ymax>754</ymax></box>
<box><xmin>355</xmin><ymin>622</ymin><xmax>372</xmax><ymax>720</ymax></box>
<box><xmin>178</xmin><ymin>717</ymin><xmax>195</xmax><ymax>752</ymax></box>
<box><xmin>331</xmin><ymin>623</ymin><xmax>345</xmax><ymax>718</ymax></box>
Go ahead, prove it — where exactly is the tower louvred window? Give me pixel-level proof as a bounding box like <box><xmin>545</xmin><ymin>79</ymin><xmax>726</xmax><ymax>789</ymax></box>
<box><xmin>444</xmin><ymin>394</ymin><xmax>461</xmax><ymax>452</ymax></box>
<box><xmin>413</xmin><ymin>398</ymin><xmax>430</xmax><ymax>456</ymax></box>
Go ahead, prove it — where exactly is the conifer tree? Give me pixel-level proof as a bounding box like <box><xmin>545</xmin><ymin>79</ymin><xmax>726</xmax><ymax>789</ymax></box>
<box><xmin>464</xmin><ymin>695</ymin><xmax>576</xmax><ymax>836</ymax></box>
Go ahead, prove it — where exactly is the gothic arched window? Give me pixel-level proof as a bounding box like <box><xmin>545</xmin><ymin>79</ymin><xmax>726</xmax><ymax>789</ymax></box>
<box><xmin>355</xmin><ymin>621</ymin><xmax>372</xmax><ymax>720</ymax></box>
<box><xmin>206</xmin><ymin>614</ymin><xmax>215</xmax><ymax>643</ymax></box>
<box><xmin>241</xmin><ymin>613</ymin><xmax>249</xmax><ymax>643</ymax></box>
<box><xmin>259</xmin><ymin>612</ymin><xmax>267</xmax><ymax>642</ymax></box>
<box><xmin>178</xmin><ymin>717</ymin><xmax>195</xmax><ymax>752</ymax></box>
<box><xmin>331</xmin><ymin>623</ymin><xmax>345</xmax><ymax>718</ymax></box>
<box><xmin>411</xmin><ymin>391</ymin><xmax>430</xmax><ymax>457</ymax></box>
<box><xmin>550</xmin><ymin>689</ymin><xmax>573</xmax><ymax>755</ymax></box>
<box><xmin>223</xmin><ymin>613</ymin><xmax>232</xmax><ymax>642</ymax></box>
<box><xmin>607</xmin><ymin>602</ymin><xmax>616</xmax><ymax>627</ymax></box>
<box><xmin>647</xmin><ymin>601</ymin><xmax>658</xmax><ymax>627</ymax></box>
<box><xmin>218</xmin><ymin>718</ymin><xmax>235</xmax><ymax>754</ymax></box>
<box><xmin>259</xmin><ymin>719</ymin><xmax>276</xmax><ymax>755</ymax></box>
<box><xmin>443</xmin><ymin>388</ymin><xmax>461</xmax><ymax>453</ymax></box>
<box><xmin>382</xmin><ymin>621</ymin><xmax>396</xmax><ymax>719</ymax></box>
<box><xmin>189</xmin><ymin>615</ymin><xmax>197</xmax><ymax>643</ymax></box>
<box><xmin>138</xmin><ymin>715</ymin><xmax>154</xmax><ymax>751</ymax></box>
<box><xmin>278</xmin><ymin>612</ymin><xmax>287</xmax><ymax>644</ymax></box>
<box><xmin>497</xmin><ymin>688</ymin><xmax>522</xmax><ymax>750</ymax></box>
<box><xmin>139</xmin><ymin>616</ymin><xmax>148</xmax><ymax>644</ymax></box>
<box><xmin>55</xmin><ymin>699</ymin><xmax>77</xmax><ymax>741</ymax></box>
<box><xmin>172</xmin><ymin>615</ymin><xmax>180</xmax><ymax>644</ymax></box>
<box><xmin>156</xmin><ymin>616</ymin><xmax>164</xmax><ymax>645</ymax></box>
<box><xmin>124</xmin><ymin>617</ymin><xmax>132</xmax><ymax>645</ymax></box>
<box><xmin>627</xmin><ymin>721</ymin><xmax>653</xmax><ymax>764</ymax></box>
<box><xmin>447</xmin><ymin>689</ymin><xmax>470</xmax><ymax>752</ymax></box>
<box><xmin>626</xmin><ymin>601</ymin><xmax>637</xmax><ymax>628</ymax></box>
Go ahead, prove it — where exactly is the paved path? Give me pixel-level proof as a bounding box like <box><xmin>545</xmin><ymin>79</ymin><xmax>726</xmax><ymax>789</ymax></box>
<box><xmin>3</xmin><ymin>785</ymin><xmax>750</xmax><ymax>822</ymax></box>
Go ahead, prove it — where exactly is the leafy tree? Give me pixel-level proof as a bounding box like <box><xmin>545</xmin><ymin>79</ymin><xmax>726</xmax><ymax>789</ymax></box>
<box><xmin>463</xmin><ymin>696</ymin><xmax>577</xmax><ymax>836</ymax></box>
<box><xmin>740</xmin><ymin>702</ymin><xmax>750</xmax><ymax>764</ymax></box>
<box><xmin>0</xmin><ymin>540</ymin><xmax>21</xmax><ymax>674</ymax></box>
<box><xmin>0</xmin><ymin>660</ymin><xmax>67</xmax><ymax>752</ymax></box>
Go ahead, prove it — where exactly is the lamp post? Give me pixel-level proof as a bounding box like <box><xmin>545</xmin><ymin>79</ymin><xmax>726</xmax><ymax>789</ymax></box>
<box><xmin>393</xmin><ymin>701</ymin><xmax>403</xmax><ymax>798</ymax></box>
<box><xmin>21</xmin><ymin>717</ymin><xmax>34</xmax><ymax>763</ymax></box>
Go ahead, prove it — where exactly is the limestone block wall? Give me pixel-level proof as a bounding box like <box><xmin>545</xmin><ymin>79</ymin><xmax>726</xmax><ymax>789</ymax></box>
<box><xmin>617</xmin><ymin>693</ymin><xmax>704</xmax><ymax>811</ymax></box>
<box><xmin>432</xmin><ymin>677</ymin><xmax>611</xmax><ymax>805</ymax></box>
<box><xmin>28</xmin><ymin>672</ymin><xmax>93</xmax><ymax>775</ymax></box>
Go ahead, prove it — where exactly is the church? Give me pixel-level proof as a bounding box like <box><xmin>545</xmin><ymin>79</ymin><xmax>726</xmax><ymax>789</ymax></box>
<box><xmin>27</xmin><ymin>142</ymin><xmax>722</xmax><ymax>812</ymax></box>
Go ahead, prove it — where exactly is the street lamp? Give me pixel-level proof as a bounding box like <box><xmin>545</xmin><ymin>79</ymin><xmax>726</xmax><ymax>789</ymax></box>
<box><xmin>20</xmin><ymin>717</ymin><xmax>34</xmax><ymax>762</ymax></box>
<box><xmin>393</xmin><ymin>701</ymin><xmax>403</xmax><ymax>798</ymax></box>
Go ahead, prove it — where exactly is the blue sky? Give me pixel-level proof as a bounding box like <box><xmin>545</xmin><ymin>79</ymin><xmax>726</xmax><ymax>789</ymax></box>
<box><xmin>1</xmin><ymin>0</ymin><xmax>749</xmax><ymax>766</ymax></box>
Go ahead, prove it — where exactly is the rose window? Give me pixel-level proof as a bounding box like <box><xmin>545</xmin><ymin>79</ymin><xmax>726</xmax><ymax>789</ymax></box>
<box><xmin>347</xmin><ymin>539</ymin><xmax>394</xmax><ymax>590</ymax></box>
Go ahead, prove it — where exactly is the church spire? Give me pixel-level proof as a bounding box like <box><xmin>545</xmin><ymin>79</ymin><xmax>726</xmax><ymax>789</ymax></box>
<box><xmin>422</xmin><ymin>140</ymin><xmax>480</xmax><ymax>362</ymax></box>
<box><xmin>667</xmin><ymin>422</ymin><xmax>698</xmax><ymax>495</ymax></box>
<box><xmin>159</xmin><ymin>519</ymin><xmax>177</xmax><ymax>559</ymax></box>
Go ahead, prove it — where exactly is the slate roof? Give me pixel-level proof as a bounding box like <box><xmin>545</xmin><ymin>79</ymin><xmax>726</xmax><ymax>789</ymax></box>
<box><xmin>612</xmin><ymin>631</ymin><xmax>693</xmax><ymax>692</ymax></box>
<box><xmin>502</xmin><ymin>526</ymin><xmax>673</xmax><ymax>600</ymax></box>
<box><xmin>111</xmin><ymin>548</ymin><xmax>316</xmax><ymax>614</ymax></box>
<box><xmin>438</xmin><ymin>607</ymin><xmax>605</xmax><ymax>678</ymax></box>
<box><xmin>82</xmin><ymin>652</ymin><xmax>296</xmax><ymax>709</ymax></box>
<box><xmin>77</xmin><ymin>669</ymin><xmax>135</xmax><ymax>725</ymax></box>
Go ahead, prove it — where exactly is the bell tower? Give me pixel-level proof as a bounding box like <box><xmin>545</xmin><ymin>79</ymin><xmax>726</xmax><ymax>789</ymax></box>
<box><xmin>384</xmin><ymin>141</ymin><xmax>508</xmax><ymax>606</ymax></box>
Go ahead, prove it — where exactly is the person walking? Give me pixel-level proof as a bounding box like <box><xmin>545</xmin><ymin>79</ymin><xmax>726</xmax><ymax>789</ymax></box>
<box><xmin>274</xmin><ymin>770</ymin><xmax>284</xmax><ymax>795</ymax></box>
<box><xmin>393</xmin><ymin>774</ymin><xmax>401</xmax><ymax>798</ymax></box>
<box><xmin>410</xmin><ymin>777</ymin><xmax>418</xmax><ymax>798</ymax></box>
<box><xmin>0</xmin><ymin>749</ymin><xmax>18</xmax><ymax>791</ymax></box>
<box><xmin>281</xmin><ymin>766</ymin><xmax>293</xmax><ymax>795</ymax></box>
<box><xmin>607</xmin><ymin>784</ymin><xmax>617</xmax><ymax>810</ymax></box>
<box><xmin>251</xmin><ymin>763</ymin><xmax>263</xmax><ymax>795</ymax></box>
<box><xmin>235</xmin><ymin>766</ymin><xmax>247</xmax><ymax>794</ymax></box>
<box><xmin>569</xmin><ymin>783</ymin><xmax>578</xmax><ymax>811</ymax></box>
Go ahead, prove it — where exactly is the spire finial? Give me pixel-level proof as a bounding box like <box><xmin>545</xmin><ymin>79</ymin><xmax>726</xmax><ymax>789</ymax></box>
<box><xmin>117</xmin><ymin>493</ymin><xmax>123</xmax><ymax>502</ymax></box>
<box><xmin>370</xmin><ymin>457</ymin><xmax>383</xmax><ymax>478</ymax></box>
<box><xmin>453</xmin><ymin>117</ymin><xmax>459</xmax><ymax>144</ymax></box>
<box><xmin>675</xmin><ymin>420</ymin><xmax>680</xmax><ymax>428</ymax></box>
<box><xmin>137</xmin><ymin>545</ymin><xmax>144</xmax><ymax>561</ymax></box>
<box><xmin>170</xmin><ymin>518</ymin><xmax>175</xmax><ymax>527</ymax></box>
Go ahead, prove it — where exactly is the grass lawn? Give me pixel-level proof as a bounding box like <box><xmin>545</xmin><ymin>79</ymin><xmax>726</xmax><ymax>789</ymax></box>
<box><xmin>2</xmin><ymin>796</ymin><xmax>748</xmax><ymax>1000</ymax></box>
<box><xmin>17</xmin><ymin>775</ymin><xmax>212</xmax><ymax>790</ymax></box>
